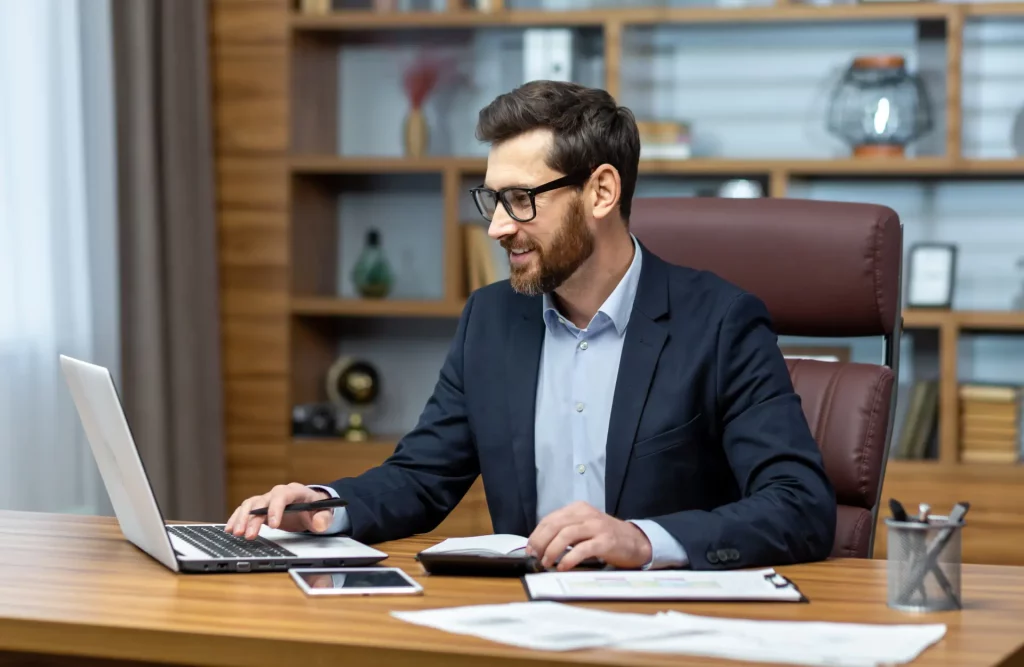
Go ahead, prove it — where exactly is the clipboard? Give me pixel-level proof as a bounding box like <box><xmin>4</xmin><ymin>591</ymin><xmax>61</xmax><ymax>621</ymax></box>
<box><xmin>519</xmin><ymin>569</ymin><xmax>809</xmax><ymax>603</ymax></box>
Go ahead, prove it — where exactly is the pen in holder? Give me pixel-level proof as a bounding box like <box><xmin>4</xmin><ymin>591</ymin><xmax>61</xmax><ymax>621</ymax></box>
<box><xmin>885</xmin><ymin>501</ymin><xmax>969</xmax><ymax>613</ymax></box>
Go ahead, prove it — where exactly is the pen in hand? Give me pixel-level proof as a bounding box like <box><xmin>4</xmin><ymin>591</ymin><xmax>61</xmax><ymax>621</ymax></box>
<box><xmin>248</xmin><ymin>497</ymin><xmax>348</xmax><ymax>516</ymax></box>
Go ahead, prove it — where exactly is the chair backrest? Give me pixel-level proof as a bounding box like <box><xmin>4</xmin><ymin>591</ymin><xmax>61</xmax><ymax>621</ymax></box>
<box><xmin>631</xmin><ymin>196</ymin><xmax>903</xmax><ymax>559</ymax></box>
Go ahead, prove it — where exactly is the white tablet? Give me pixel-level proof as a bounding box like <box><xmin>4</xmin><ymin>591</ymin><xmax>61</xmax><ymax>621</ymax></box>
<box><xmin>288</xmin><ymin>567</ymin><xmax>424</xmax><ymax>596</ymax></box>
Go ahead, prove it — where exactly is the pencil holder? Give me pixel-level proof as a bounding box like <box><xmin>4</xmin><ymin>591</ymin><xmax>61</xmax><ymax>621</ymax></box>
<box><xmin>885</xmin><ymin>515</ymin><xmax>964</xmax><ymax>612</ymax></box>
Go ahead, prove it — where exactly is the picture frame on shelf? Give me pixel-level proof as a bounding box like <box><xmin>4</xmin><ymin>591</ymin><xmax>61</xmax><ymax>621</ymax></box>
<box><xmin>906</xmin><ymin>243</ymin><xmax>956</xmax><ymax>310</ymax></box>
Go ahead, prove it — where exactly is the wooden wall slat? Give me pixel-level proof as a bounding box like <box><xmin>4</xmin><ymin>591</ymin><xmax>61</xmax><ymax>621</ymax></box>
<box><xmin>213</xmin><ymin>0</ymin><xmax>292</xmax><ymax>514</ymax></box>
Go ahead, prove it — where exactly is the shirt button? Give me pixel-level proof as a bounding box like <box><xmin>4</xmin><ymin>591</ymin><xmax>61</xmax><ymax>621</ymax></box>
<box><xmin>575</xmin><ymin>402</ymin><xmax>585</xmax><ymax>412</ymax></box>
<box><xmin>576</xmin><ymin>464</ymin><xmax>586</xmax><ymax>474</ymax></box>
<box><xmin>579</xmin><ymin>341</ymin><xmax>588</xmax><ymax>350</ymax></box>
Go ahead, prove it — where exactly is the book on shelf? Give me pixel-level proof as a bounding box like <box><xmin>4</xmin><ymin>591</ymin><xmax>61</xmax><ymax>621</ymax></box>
<box><xmin>891</xmin><ymin>379</ymin><xmax>939</xmax><ymax>460</ymax></box>
<box><xmin>958</xmin><ymin>382</ymin><xmax>1021</xmax><ymax>464</ymax></box>
<box><xmin>462</xmin><ymin>223</ymin><xmax>507</xmax><ymax>294</ymax></box>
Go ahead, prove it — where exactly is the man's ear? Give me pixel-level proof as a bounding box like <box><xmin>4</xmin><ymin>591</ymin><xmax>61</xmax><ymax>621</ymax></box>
<box><xmin>588</xmin><ymin>164</ymin><xmax>621</xmax><ymax>221</ymax></box>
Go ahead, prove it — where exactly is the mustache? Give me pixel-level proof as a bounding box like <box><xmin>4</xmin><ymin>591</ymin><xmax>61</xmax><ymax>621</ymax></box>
<box><xmin>500</xmin><ymin>236</ymin><xmax>539</xmax><ymax>253</ymax></box>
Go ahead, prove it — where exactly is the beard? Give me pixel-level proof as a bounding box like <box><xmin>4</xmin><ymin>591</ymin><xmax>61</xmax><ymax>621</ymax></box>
<box><xmin>502</xmin><ymin>195</ymin><xmax>595</xmax><ymax>297</ymax></box>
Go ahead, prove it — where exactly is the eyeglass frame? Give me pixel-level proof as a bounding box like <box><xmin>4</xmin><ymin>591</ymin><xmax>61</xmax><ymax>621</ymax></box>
<box><xmin>469</xmin><ymin>170</ymin><xmax>592</xmax><ymax>223</ymax></box>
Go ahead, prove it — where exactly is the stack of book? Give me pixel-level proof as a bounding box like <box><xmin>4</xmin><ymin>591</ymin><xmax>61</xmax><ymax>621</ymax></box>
<box><xmin>959</xmin><ymin>383</ymin><xmax>1021</xmax><ymax>464</ymax></box>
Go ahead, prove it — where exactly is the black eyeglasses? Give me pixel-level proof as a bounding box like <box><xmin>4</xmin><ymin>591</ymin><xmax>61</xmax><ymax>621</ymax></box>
<box><xmin>469</xmin><ymin>171</ymin><xmax>591</xmax><ymax>223</ymax></box>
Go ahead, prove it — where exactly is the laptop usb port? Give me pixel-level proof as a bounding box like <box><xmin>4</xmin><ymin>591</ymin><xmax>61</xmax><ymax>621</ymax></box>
<box><xmin>236</xmin><ymin>562</ymin><xmax>251</xmax><ymax>572</ymax></box>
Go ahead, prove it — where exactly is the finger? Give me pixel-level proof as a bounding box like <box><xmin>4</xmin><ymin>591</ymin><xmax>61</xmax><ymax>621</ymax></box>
<box><xmin>541</xmin><ymin>522</ymin><xmax>595</xmax><ymax>569</ymax></box>
<box><xmin>230</xmin><ymin>497</ymin><xmax>256</xmax><ymax>536</ymax></box>
<box><xmin>557</xmin><ymin>537</ymin><xmax>603</xmax><ymax>571</ymax></box>
<box><xmin>224</xmin><ymin>505</ymin><xmax>242</xmax><ymax>533</ymax></box>
<box><xmin>265</xmin><ymin>486</ymin><xmax>294</xmax><ymax>529</ymax></box>
<box><xmin>306</xmin><ymin>509</ymin><xmax>333</xmax><ymax>533</ymax></box>
<box><xmin>529</xmin><ymin>501</ymin><xmax>602</xmax><ymax>557</ymax></box>
<box><xmin>527</xmin><ymin>512</ymin><xmax>571</xmax><ymax>558</ymax></box>
<box><xmin>244</xmin><ymin>494</ymin><xmax>271</xmax><ymax>539</ymax></box>
<box><xmin>527</xmin><ymin>503</ymin><xmax>593</xmax><ymax>556</ymax></box>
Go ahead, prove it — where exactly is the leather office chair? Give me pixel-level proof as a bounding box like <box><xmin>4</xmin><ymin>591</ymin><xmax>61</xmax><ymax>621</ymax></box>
<box><xmin>631</xmin><ymin>196</ymin><xmax>903</xmax><ymax>559</ymax></box>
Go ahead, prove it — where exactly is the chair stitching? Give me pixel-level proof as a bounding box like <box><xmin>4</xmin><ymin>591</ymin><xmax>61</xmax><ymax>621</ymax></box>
<box><xmin>848</xmin><ymin>509</ymin><xmax>870</xmax><ymax>558</ymax></box>
<box><xmin>858</xmin><ymin>368</ymin><xmax>888</xmax><ymax>507</ymax></box>
<box><xmin>871</xmin><ymin>213</ymin><xmax>887</xmax><ymax>335</ymax></box>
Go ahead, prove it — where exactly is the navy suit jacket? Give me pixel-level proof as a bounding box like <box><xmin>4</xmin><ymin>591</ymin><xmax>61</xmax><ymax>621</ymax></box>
<box><xmin>327</xmin><ymin>243</ymin><xmax>837</xmax><ymax>570</ymax></box>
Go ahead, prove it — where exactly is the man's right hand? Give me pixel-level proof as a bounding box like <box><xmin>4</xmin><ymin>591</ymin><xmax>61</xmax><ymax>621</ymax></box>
<box><xmin>224</xmin><ymin>483</ymin><xmax>334</xmax><ymax>540</ymax></box>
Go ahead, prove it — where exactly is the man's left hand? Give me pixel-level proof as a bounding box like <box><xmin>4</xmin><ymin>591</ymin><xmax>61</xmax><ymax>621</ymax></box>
<box><xmin>526</xmin><ymin>501</ymin><xmax>653</xmax><ymax>571</ymax></box>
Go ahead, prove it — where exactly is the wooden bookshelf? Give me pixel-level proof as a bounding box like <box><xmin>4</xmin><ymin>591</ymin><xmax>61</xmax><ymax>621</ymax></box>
<box><xmin>212</xmin><ymin>0</ymin><xmax>1024</xmax><ymax>560</ymax></box>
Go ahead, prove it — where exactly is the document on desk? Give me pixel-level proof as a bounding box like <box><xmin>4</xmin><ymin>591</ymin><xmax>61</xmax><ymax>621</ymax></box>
<box><xmin>391</xmin><ymin>601</ymin><xmax>687</xmax><ymax>651</ymax></box>
<box><xmin>393</xmin><ymin>602</ymin><xmax>947</xmax><ymax>665</ymax></box>
<box><xmin>522</xmin><ymin>568</ymin><xmax>805</xmax><ymax>602</ymax></box>
<box><xmin>617</xmin><ymin>611</ymin><xmax>948</xmax><ymax>667</ymax></box>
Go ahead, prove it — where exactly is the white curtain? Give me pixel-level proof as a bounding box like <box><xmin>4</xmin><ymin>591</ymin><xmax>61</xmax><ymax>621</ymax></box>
<box><xmin>0</xmin><ymin>0</ymin><xmax>117</xmax><ymax>516</ymax></box>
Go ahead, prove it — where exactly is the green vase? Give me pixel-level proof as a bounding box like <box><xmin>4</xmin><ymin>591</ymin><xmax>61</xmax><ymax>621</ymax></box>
<box><xmin>352</xmin><ymin>229</ymin><xmax>393</xmax><ymax>299</ymax></box>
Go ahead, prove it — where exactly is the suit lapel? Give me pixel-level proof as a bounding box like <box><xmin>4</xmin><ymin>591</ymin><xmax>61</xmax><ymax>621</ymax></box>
<box><xmin>604</xmin><ymin>247</ymin><xmax>670</xmax><ymax>515</ymax></box>
<box><xmin>506</xmin><ymin>295</ymin><xmax>544</xmax><ymax>534</ymax></box>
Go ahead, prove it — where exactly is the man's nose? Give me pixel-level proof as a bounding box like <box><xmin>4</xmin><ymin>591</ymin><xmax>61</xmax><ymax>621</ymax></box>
<box><xmin>487</xmin><ymin>206</ymin><xmax>518</xmax><ymax>240</ymax></box>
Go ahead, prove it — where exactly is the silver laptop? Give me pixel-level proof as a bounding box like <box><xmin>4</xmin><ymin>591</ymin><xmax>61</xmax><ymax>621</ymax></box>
<box><xmin>59</xmin><ymin>354</ymin><xmax>388</xmax><ymax>574</ymax></box>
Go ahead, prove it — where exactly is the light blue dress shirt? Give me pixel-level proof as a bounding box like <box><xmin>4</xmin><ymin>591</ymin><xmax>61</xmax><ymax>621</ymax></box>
<box><xmin>313</xmin><ymin>234</ymin><xmax>688</xmax><ymax>569</ymax></box>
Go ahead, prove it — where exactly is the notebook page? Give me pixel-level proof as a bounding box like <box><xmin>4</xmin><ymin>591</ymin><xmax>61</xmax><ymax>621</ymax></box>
<box><xmin>420</xmin><ymin>534</ymin><xmax>528</xmax><ymax>556</ymax></box>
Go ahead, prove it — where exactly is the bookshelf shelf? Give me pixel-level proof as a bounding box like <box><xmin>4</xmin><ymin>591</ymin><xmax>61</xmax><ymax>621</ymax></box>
<box><xmin>292</xmin><ymin>436</ymin><xmax>403</xmax><ymax>448</ymax></box>
<box><xmin>964</xmin><ymin>1</ymin><xmax>1024</xmax><ymax>16</ymax></box>
<box><xmin>291</xmin><ymin>297</ymin><xmax>466</xmax><ymax>317</ymax></box>
<box><xmin>287</xmin><ymin>2</ymin><xmax>1024</xmax><ymax>32</ymax></box>
<box><xmin>289</xmin><ymin>156</ymin><xmax>1024</xmax><ymax>178</ymax></box>
<box><xmin>289</xmin><ymin>156</ymin><xmax>484</xmax><ymax>174</ymax></box>
<box><xmin>903</xmin><ymin>310</ymin><xmax>1024</xmax><ymax>332</ymax></box>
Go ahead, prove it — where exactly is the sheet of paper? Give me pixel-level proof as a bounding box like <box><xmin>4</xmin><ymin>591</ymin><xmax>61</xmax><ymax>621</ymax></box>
<box><xmin>418</xmin><ymin>534</ymin><xmax>528</xmax><ymax>556</ymax></box>
<box><xmin>391</xmin><ymin>601</ymin><xmax>687</xmax><ymax>651</ymax></box>
<box><xmin>523</xmin><ymin>568</ymin><xmax>804</xmax><ymax>602</ymax></box>
<box><xmin>616</xmin><ymin>611</ymin><xmax>947</xmax><ymax>667</ymax></box>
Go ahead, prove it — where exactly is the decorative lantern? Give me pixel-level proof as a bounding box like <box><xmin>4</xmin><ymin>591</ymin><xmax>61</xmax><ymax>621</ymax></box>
<box><xmin>826</xmin><ymin>55</ymin><xmax>933</xmax><ymax>157</ymax></box>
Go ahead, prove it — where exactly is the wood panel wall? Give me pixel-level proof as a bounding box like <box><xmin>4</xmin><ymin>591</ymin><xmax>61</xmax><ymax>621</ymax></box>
<box><xmin>212</xmin><ymin>0</ymin><xmax>292</xmax><ymax>509</ymax></box>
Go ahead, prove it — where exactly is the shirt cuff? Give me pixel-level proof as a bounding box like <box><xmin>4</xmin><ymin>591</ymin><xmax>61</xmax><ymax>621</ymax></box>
<box><xmin>629</xmin><ymin>519</ymin><xmax>689</xmax><ymax>570</ymax></box>
<box><xmin>307</xmin><ymin>485</ymin><xmax>351</xmax><ymax>535</ymax></box>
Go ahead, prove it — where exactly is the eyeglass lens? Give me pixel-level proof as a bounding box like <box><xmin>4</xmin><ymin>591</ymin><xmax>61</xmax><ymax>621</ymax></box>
<box><xmin>474</xmin><ymin>188</ymin><xmax>535</xmax><ymax>222</ymax></box>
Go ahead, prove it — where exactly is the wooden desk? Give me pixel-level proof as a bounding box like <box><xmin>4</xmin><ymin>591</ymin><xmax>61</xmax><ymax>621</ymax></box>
<box><xmin>1</xmin><ymin>511</ymin><xmax>1023</xmax><ymax>667</ymax></box>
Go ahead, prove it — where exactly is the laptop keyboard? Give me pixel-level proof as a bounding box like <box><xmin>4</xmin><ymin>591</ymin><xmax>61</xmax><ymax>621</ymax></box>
<box><xmin>167</xmin><ymin>524</ymin><xmax>297</xmax><ymax>559</ymax></box>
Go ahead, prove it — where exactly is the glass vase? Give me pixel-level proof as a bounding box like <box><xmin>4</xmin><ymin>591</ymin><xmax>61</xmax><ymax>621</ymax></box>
<box><xmin>825</xmin><ymin>55</ymin><xmax>933</xmax><ymax>157</ymax></box>
<box><xmin>351</xmin><ymin>229</ymin><xmax>393</xmax><ymax>299</ymax></box>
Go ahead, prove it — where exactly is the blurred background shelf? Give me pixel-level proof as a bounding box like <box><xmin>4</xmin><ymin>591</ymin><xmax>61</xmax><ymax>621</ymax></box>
<box><xmin>289</xmin><ymin>155</ymin><xmax>1024</xmax><ymax>176</ymax></box>
<box><xmin>288</xmin><ymin>2</ymin><xmax>1024</xmax><ymax>31</ymax></box>
<box><xmin>291</xmin><ymin>297</ymin><xmax>466</xmax><ymax>317</ymax></box>
<box><xmin>904</xmin><ymin>309</ymin><xmax>1024</xmax><ymax>331</ymax></box>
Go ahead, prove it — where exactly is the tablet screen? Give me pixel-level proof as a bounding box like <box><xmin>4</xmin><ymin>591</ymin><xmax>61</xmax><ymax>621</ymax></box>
<box><xmin>294</xmin><ymin>569</ymin><xmax>417</xmax><ymax>590</ymax></box>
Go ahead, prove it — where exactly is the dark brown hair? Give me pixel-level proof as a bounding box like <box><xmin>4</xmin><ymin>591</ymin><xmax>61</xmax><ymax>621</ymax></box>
<box><xmin>475</xmin><ymin>80</ymin><xmax>640</xmax><ymax>222</ymax></box>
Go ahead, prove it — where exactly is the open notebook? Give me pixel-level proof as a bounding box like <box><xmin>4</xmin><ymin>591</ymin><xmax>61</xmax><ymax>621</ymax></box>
<box><xmin>415</xmin><ymin>534</ymin><xmax>536</xmax><ymax>576</ymax></box>
<box><xmin>415</xmin><ymin>535</ymin><xmax>602</xmax><ymax>576</ymax></box>
<box><xmin>420</xmin><ymin>534</ymin><xmax>529</xmax><ymax>558</ymax></box>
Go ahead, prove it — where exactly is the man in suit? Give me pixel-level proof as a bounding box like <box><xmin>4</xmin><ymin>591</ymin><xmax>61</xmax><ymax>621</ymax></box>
<box><xmin>225</xmin><ymin>80</ymin><xmax>836</xmax><ymax>571</ymax></box>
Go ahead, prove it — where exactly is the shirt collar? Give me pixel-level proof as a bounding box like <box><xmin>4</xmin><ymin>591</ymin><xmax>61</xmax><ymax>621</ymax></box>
<box><xmin>542</xmin><ymin>234</ymin><xmax>642</xmax><ymax>336</ymax></box>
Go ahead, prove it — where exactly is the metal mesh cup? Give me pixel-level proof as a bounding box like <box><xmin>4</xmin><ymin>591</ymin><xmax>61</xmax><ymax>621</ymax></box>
<box><xmin>886</xmin><ymin>515</ymin><xmax>964</xmax><ymax>612</ymax></box>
